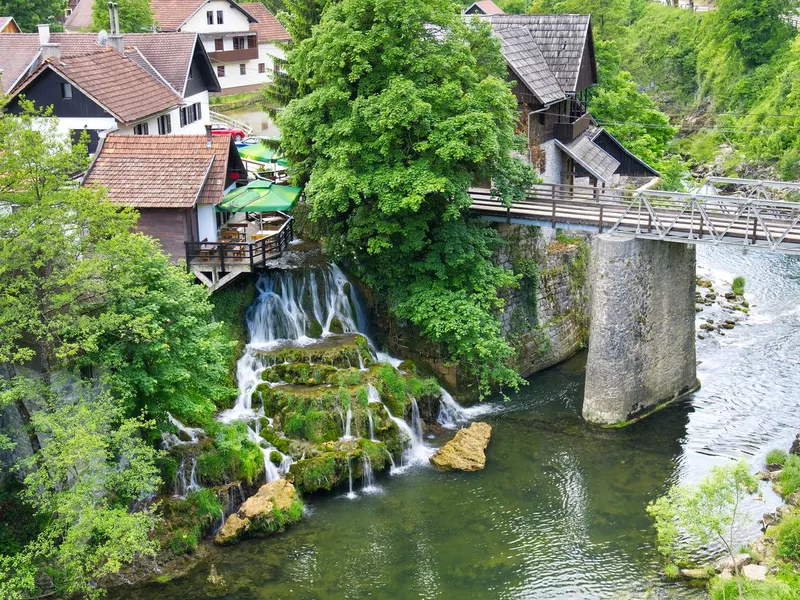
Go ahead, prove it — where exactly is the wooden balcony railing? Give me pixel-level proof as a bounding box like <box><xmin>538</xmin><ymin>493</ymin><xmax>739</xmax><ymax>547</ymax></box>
<box><xmin>554</xmin><ymin>112</ymin><xmax>592</xmax><ymax>142</ymax></box>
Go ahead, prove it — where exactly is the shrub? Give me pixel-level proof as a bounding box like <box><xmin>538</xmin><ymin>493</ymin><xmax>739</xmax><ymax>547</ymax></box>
<box><xmin>767</xmin><ymin>449</ymin><xmax>789</xmax><ymax>467</ymax></box>
<box><xmin>708</xmin><ymin>576</ymin><xmax>795</xmax><ymax>600</ymax></box>
<box><xmin>779</xmin><ymin>455</ymin><xmax>800</xmax><ymax>496</ymax></box>
<box><xmin>776</xmin><ymin>514</ymin><xmax>800</xmax><ymax>562</ymax></box>
<box><xmin>732</xmin><ymin>276</ymin><xmax>746</xmax><ymax>296</ymax></box>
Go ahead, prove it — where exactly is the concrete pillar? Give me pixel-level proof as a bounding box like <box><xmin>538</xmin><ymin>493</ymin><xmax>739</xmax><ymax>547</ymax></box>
<box><xmin>582</xmin><ymin>234</ymin><xmax>698</xmax><ymax>426</ymax></box>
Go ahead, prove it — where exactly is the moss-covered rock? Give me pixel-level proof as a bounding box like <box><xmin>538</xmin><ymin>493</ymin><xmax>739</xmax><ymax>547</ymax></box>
<box><xmin>287</xmin><ymin>438</ymin><xmax>392</xmax><ymax>494</ymax></box>
<box><xmin>214</xmin><ymin>480</ymin><xmax>303</xmax><ymax>546</ymax></box>
<box><xmin>255</xmin><ymin>334</ymin><xmax>371</xmax><ymax>369</ymax></box>
<box><xmin>156</xmin><ymin>489</ymin><xmax>224</xmax><ymax>557</ymax></box>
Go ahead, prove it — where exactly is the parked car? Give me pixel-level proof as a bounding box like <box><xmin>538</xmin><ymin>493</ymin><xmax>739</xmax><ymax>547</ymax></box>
<box><xmin>210</xmin><ymin>123</ymin><xmax>246</xmax><ymax>142</ymax></box>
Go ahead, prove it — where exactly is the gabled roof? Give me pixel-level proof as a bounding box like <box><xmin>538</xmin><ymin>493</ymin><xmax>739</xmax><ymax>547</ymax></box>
<box><xmin>64</xmin><ymin>0</ymin><xmax>93</xmax><ymax>30</ymax></box>
<box><xmin>489</xmin><ymin>14</ymin><xmax>593</xmax><ymax>93</ymax></box>
<box><xmin>464</xmin><ymin>1</ymin><xmax>505</xmax><ymax>15</ymax></box>
<box><xmin>494</xmin><ymin>26</ymin><xmax>564</xmax><ymax>106</ymax></box>
<box><xmin>555</xmin><ymin>130</ymin><xmax>620</xmax><ymax>183</ymax></box>
<box><xmin>151</xmin><ymin>0</ymin><xmax>255</xmax><ymax>31</ymax></box>
<box><xmin>12</xmin><ymin>50</ymin><xmax>182</xmax><ymax>124</ymax></box>
<box><xmin>584</xmin><ymin>125</ymin><xmax>659</xmax><ymax>177</ymax></box>
<box><xmin>239</xmin><ymin>3</ymin><xmax>291</xmax><ymax>42</ymax></box>
<box><xmin>0</xmin><ymin>32</ymin><xmax>217</xmax><ymax>96</ymax></box>
<box><xmin>0</xmin><ymin>16</ymin><xmax>20</xmax><ymax>32</ymax></box>
<box><xmin>83</xmin><ymin>134</ymin><xmax>237</xmax><ymax>208</ymax></box>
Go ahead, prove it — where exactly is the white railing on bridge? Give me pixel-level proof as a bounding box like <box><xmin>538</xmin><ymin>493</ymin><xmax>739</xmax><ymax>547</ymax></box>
<box><xmin>209</xmin><ymin>110</ymin><xmax>254</xmax><ymax>137</ymax></box>
<box><xmin>470</xmin><ymin>183</ymin><xmax>800</xmax><ymax>255</ymax></box>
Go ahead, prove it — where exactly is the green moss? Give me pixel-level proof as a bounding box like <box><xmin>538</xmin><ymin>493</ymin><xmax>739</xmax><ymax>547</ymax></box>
<box><xmin>194</xmin><ymin>421</ymin><xmax>264</xmax><ymax>486</ymax></box>
<box><xmin>329</xmin><ymin>318</ymin><xmax>344</xmax><ymax>334</ymax></box>
<box><xmin>156</xmin><ymin>456</ymin><xmax>179</xmax><ymax>493</ymax></box>
<box><xmin>289</xmin><ymin>455</ymin><xmax>341</xmax><ymax>492</ymax></box>
<box><xmin>256</xmin><ymin>334</ymin><xmax>368</xmax><ymax>369</ymax></box>
<box><xmin>732</xmin><ymin>275</ymin><xmax>746</xmax><ymax>296</ymax></box>
<box><xmin>307</xmin><ymin>318</ymin><xmax>323</xmax><ymax>338</ymax></box>
<box><xmin>157</xmin><ymin>489</ymin><xmax>223</xmax><ymax>556</ymax></box>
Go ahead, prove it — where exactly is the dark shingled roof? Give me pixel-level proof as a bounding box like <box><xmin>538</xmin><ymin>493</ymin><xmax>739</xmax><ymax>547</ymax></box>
<box><xmin>489</xmin><ymin>14</ymin><xmax>592</xmax><ymax>93</ymax></box>
<box><xmin>493</xmin><ymin>26</ymin><xmax>564</xmax><ymax>106</ymax></box>
<box><xmin>556</xmin><ymin>130</ymin><xmax>620</xmax><ymax>183</ymax></box>
<box><xmin>84</xmin><ymin>134</ymin><xmax>236</xmax><ymax>208</ymax></box>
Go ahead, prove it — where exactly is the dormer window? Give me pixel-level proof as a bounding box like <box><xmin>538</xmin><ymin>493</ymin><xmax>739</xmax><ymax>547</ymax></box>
<box><xmin>206</xmin><ymin>10</ymin><xmax>213</xmax><ymax>24</ymax></box>
<box><xmin>217</xmin><ymin>10</ymin><xmax>224</xmax><ymax>24</ymax></box>
<box><xmin>61</xmin><ymin>82</ymin><xmax>73</xmax><ymax>99</ymax></box>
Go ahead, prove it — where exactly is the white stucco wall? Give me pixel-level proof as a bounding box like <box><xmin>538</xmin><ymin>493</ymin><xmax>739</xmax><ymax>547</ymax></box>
<box><xmin>197</xmin><ymin>203</ymin><xmax>218</xmax><ymax>242</ymax></box>
<box><xmin>182</xmin><ymin>0</ymin><xmax>251</xmax><ymax>34</ymax></box>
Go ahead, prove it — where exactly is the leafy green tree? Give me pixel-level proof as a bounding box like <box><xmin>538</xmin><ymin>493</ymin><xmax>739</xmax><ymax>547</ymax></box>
<box><xmin>647</xmin><ymin>461</ymin><xmax>759</xmax><ymax>599</ymax></box>
<box><xmin>0</xmin><ymin>0</ymin><xmax>65</xmax><ymax>32</ymax></box>
<box><xmin>0</xmin><ymin>390</ymin><xmax>161</xmax><ymax>599</ymax></box>
<box><xmin>0</xmin><ymin>103</ymin><xmax>234</xmax><ymax>424</ymax></box>
<box><xmin>91</xmin><ymin>0</ymin><xmax>153</xmax><ymax>32</ymax></box>
<box><xmin>277</xmin><ymin>0</ymin><xmax>537</xmax><ymax>395</ymax></box>
<box><xmin>497</xmin><ymin>0</ymin><xmax>529</xmax><ymax>13</ymax></box>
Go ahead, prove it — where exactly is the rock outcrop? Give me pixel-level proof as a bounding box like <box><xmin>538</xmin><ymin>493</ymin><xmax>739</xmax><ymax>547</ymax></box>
<box><xmin>430</xmin><ymin>422</ymin><xmax>492</xmax><ymax>472</ymax></box>
<box><xmin>214</xmin><ymin>479</ymin><xmax>301</xmax><ymax>545</ymax></box>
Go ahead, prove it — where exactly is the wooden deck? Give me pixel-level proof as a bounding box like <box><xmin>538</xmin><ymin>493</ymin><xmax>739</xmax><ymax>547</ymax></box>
<box><xmin>186</xmin><ymin>214</ymin><xmax>294</xmax><ymax>292</ymax></box>
<box><xmin>470</xmin><ymin>183</ymin><xmax>800</xmax><ymax>254</ymax></box>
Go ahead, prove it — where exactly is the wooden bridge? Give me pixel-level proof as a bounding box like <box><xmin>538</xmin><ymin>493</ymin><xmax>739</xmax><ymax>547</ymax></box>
<box><xmin>470</xmin><ymin>182</ymin><xmax>800</xmax><ymax>255</ymax></box>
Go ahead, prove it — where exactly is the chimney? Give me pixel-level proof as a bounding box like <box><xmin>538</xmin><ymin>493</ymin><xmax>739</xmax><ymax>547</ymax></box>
<box><xmin>41</xmin><ymin>43</ymin><xmax>61</xmax><ymax>61</ymax></box>
<box><xmin>108</xmin><ymin>2</ymin><xmax>124</xmax><ymax>53</ymax></box>
<box><xmin>205</xmin><ymin>124</ymin><xmax>213</xmax><ymax>148</ymax></box>
<box><xmin>37</xmin><ymin>24</ymin><xmax>50</xmax><ymax>46</ymax></box>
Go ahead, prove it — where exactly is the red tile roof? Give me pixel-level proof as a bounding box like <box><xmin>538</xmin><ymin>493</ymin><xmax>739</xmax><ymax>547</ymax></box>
<box><xmin>15</xmin><ymin>49</ymin><xmax>182</xmax><ymax>124</ymax></box>
<box><xmin>239</xmin><ymin>3</ymin><xmax>291</xmax><ymax>42</ymax></box>
<box><xmin>466</xmin><ymin>0</ymin><xmax>505</xmax><ymax>15</ymax></box>
<box><xmin>64</xmin><ymin>0</ymin><xmax>94</xmax><ymax>30</ymax></box>
<box><xmin>84</xmin><ymin>134</ymin><xmax>235</xmax><ymax>208</ymax></box>
<box><xmin>150</xmin><ymin>0</ymin><xmax>207</xmax><ymax>31</ymax></box>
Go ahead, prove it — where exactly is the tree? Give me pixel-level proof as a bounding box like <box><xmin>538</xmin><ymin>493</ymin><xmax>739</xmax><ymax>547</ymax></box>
<box><xmin>0</xmin><ymin>390</ymin><xmax>161</xmax><ymax>599</ymax></box>
<box><xmin>277</xmin><ymin>0</ymin><xmax>537</xmax><ymax>395</ymax></box>
<box><xmin>647</xmin><ymin>461</ymin><xmax>759</xmax><ymax>599</ymax></box>
<box><xmin>91</xmin><ymin>0</ymin><xmax>153</xmax><ymax>32</ymax></box>
<box><xmin>0</xmin><ymin>102</ymin><xmax>235</xmax><ymax>425</ymax></box>
<box><xmin>0</xmin><ymin>0</ymin><xmax>65</xmax><ymax>32</ymax></box>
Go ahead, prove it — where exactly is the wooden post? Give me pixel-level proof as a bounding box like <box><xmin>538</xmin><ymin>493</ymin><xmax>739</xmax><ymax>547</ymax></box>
<box><xmin>551</xmin><ymin>200</ymin><xmax>557</xmax><ymax>228</ymax></box>
<box><xmin>219</xmin><ymin>244</ymin><xmax>225</xmax><ymax>273</ymax></box>
<box><xmin>599</xmin><ymin>205</ymin><xmax>604</xmax><ymax>233</ymax></box>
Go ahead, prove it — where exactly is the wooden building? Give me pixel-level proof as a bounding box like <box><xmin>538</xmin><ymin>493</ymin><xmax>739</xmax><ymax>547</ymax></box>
<box><xmin>0</xmin><ymin>16</ymin><xmax>20</xmax><ymax>33</ymax></box>
<box><xmin>483</xmin><ymin>14</ymin><xmax>658</xmax><ymax>186</ymax></box>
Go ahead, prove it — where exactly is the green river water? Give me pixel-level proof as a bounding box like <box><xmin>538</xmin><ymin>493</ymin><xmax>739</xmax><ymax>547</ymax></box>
<box><xmin>121</xmin><ymin>246</ymin><xmax>800</xmax><ymax>599</ymax></box>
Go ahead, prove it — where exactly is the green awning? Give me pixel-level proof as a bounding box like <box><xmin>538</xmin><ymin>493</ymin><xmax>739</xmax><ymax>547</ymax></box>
<box><xmin>237</xmin><ymin>143</ymin><xmax>289</xmax><ymax>167</ymax></box>
<box><xmin>217</xmin><ymin>180</ymin><xmax>302</xmax><ymax>213</ymax></box>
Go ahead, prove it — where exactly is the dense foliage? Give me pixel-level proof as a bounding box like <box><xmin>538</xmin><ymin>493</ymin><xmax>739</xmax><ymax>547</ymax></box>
<box><xmin>0</xmin><ymin>105</ymin><xmax>234</xmax><ymax>595</ymax></box>
<box><xmin>277</xmin><ymin>0</ymin><xmax>537</xmax><ymax>395</ymax></box>
<box><xmin>0</xmin><ymin>0</ymin><xmax>64</xmax><ymax>31</ymax></box>
<box><xmin>91</xmin><ymin>0</ymin><xmax>153</xmax><ymax>33</ymax></box>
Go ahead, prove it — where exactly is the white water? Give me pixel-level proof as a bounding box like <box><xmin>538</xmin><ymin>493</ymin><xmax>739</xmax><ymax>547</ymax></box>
<box><xmin>362</xmin><ymin>455</ymin><xmax>379</xmax><ymax>494</ymax></box>
<box><xmin>342</xmin><ymin>404</ymin><xmax>353</xmax><ymax>440</ymax></box>
<box><xmin>345</xmin><ymin>461</ymin><xmax>357</xmax><ymax>500</ymax></box>
<box><xmin>367</xmin><ymin>408</ymin><xmax>376</xmax><ymax>441</ymax></box>
<box><xmin>174</xmin><ymin>457</ymin><xmax>200</xmax><ymax>498</ymax></box>
<box><xmin>161</xmin><ymin>413</ymin><xmax>205</xmax><ymax>450</ymax></box>
<box><xmin>437</xmin><ymin>388</ymin><xmax>495</xmax><ymax>429</ymax></box>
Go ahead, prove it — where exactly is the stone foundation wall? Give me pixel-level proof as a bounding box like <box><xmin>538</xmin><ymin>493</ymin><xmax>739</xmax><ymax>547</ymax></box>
<box><xmin>495</xmin><ymin>224</ymin><xmax>591</xmax><ymax>379</ymax></box>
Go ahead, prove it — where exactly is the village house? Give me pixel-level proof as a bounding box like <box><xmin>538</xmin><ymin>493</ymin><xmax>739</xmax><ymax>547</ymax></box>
<box><xmin>483</xmin><ymin>14</ymin><xmax>659</xmax><ymax>187</ymax></box>
<box><xmin>463</xmin><ymin>0</ymin><xmax>505</xmax><ymax>16</ymax></box>
<box><xmin>64</xmin><ymin>0</ymin><xmax>291</xmax><ymax>94</ymax></box>
<box><xmin>0</xmin><ymin>16</ymin><xmax>20</xmax><ymax>32</ymax></box>
<box><xmin>0</xmin><ymin>23</ymin><xmax>220</xmax><ymax>152</ymax></box>
<box><xmin>81</xmin><ymin>131</ymin><xmax>246</xmax><ymax>259</ymax></box>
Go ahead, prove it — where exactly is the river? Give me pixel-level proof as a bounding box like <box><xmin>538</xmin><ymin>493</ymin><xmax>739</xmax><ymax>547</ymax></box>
<box><xmin>122</xmin><ymin>245</ymin><xmax>799</xmax><ymax>599</ymax></box>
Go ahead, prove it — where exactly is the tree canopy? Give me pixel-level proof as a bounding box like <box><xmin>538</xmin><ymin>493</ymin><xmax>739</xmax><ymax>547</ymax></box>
<box><xmin>91</xmin><ymin>0</ymin><xmax>153</xmax><ymax>32</ymax></box>
<box><xmin>277</xmin><ymin>0</ymin><xmax>537</xmax><ymax>395</ymax></box>
<box><xmin>0</xmin><ymin>0</ymin><xmax>64</xmax><ymax>32</ymax></box>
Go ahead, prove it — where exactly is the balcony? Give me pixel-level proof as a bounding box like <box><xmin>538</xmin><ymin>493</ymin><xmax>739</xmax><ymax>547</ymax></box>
<box><xmin>554</xmin><ymin>112</ymin><xmax>592</xmax><ymax>142</ymax></box>
<box><xmin>208</xmin><ymin>47</ymin><xmax>259</xmax><ymax>62</ymax></box>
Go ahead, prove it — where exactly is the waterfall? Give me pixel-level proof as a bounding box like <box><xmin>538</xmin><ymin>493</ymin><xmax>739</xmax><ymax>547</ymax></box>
<box><xmin>342</xmin><ymin>404</ymin><xmax>353</xmax><ymax>440</ymax></box>
<box><xmin>437</xmin><ymin>388</ymin><xmax>494</xmax><ymax>429</ymax></box>
<box><xmin>162</xmin><ymin>413</ymin><xmax>204</xmax><ymax>450</ymax></box>
<box><xmin>174</xmin><ymin>457</ymin><xmax>200</xmax><ymax>498</ymax></box>
<box><xmin>369</xmin><ymin>385</ymin><xmax>433</xmax><ymax>469</ymax></box>
<box><xmin>410</xmin><ymin>399</ymin><xmax>424</xmax><ymax>444</ymax></box>
<box><xmin>367</xmin><ymin>407</ymin><xmax>375</xmax><ymax>441</ymax></box>
<box><xmin>362</xmin><ymin>455</ymin><xmax>378</xmax><ymax>493</ymax></box>
<box><xmin>346</xmin><ymin>460</ymin><xmax>356</xmax><ymax>500</ymax></box>
<box><xmin>247</xmin><ymin>425</ymin><xmax>282</xmax><ymax>483</ymax></box>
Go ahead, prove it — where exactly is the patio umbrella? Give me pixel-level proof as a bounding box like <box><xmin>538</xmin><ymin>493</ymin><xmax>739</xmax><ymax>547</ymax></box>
<box><xmin>217</xmin><ymin>180</ymin><xmax>302</xmax><ymax>213</ymax></box>
<box><xmin>237</xmin><ymin>143</ymin><xmax>289</xmax><ymax>167</ymax></box>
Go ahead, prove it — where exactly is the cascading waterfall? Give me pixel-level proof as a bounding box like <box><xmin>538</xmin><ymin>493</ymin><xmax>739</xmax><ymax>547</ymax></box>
<box><xmin>174</xmin><ymin>457</ymin><xmax>200</xmax><ymax>498</ymax></box>
<box><xmin>362</xmin><ymin>455</ymin><xmax>377</xmax><ymax>493</ymax></box>
<box><xmin>437</xmin><ymin>388</ymin><xmax>494</xmax><ymax>429</ymax></box>
<box><xmin>162</xmin><ymin>412</ymin><xmax>204</xmax><ymax>450</ymax></box>
<box><xmin>367</xmin><ymin>408</ymin><xmax>375</xmax><ymax>441</ymax></box>
<box><xmin>342</xmin><ymin>404</ymin><xmax>353</xmax><ymax>440</ymax></box>
<box><xmin>346</xmin><ymin>460</ymin><xmax>356</xmax><ymax>500</ymax></box>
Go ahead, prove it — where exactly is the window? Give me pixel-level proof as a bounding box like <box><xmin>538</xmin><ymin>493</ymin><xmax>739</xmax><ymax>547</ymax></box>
<box><xmin>61</xmin><ymin>82</ymin><xmax>73</xmax><ymax>99</ymax></box>
<box><xmin>258</xmin><ymin>63</ymin><xmax>265</xmax><ymax>74</ymax></box>
<box><xmin>217</xmin><ymin>10</ymin><xmax>223</xmax><ymax>24</ymax></box>
<box><xmin>217</xmin><ymin>65</ymin><xmax>225</xmax><ymax>78</ymax></box>
<box><xmin>133</xmin><ymin>122</ymin><xmax>149</xmax><ymax>135</ymax></box>
<box><xmin>179</xmin><ymin>102</ymin><xmax>202</xmax><ymax>128</ymax></box>
<box><xmin>206</xmin><ymin>10</ymin><xmax>213</xmax><ymax>24</ymax></box>
<box><xmin>157</xmin><ymin>114</ymin><xmax>172</xmax><ymax>135</ymax></box>
<box><xmin>239</xmin><ymin>63</ymin><xmax>246</xmax><ymax>76</ymax></box>
<box><xmin>247</xmin><ymin>35</ymin><xmax>257</xmax><ymax>49</ymax></box>
<box><xmin>214</xmin><ymin>37</ymin><xmax>223</xmax><ymax>51</ymax></box>
<box><xmin>233</xmin><ymin>36</ymin><xmax>245</xmax><ymax>50</ymax></box>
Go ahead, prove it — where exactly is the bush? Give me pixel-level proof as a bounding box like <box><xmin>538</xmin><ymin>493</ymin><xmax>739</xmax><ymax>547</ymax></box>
<box><xmin>732</xmin><ymin>276</ymin><xmax>746</xmax><ymax>296</ymax></box>
<box><xmin>776</xmin><ymin>514</ymin><xmax>800</xmax><ymax>562</ymax></box>
<box><xmin>779</xmin><ymin>455</ymin><xmax>800</xmax><ymax>496</ymax></box>
<box><xmin>767</xmin><ymin>449</ymin><xmax>789</xmax><ymax>467</ymax></box>
<box><xmin>708</xmin><ymin>576</ymin><xmax>795</xmax><ymax>600</ymax></box>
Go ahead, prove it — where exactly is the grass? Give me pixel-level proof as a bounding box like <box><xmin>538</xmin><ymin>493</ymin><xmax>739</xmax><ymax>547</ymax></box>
<box><xmin>767</xmin><ymin>449</ymin><xmax>789</xmax><ymax>467</ymax></box>
<box><xmin>779</xmin><ymin>454</ymin><xmax>800</xmax><ymax>496</ymax></box>
<box><xmin>732</xmin><ymin>276</ymin><xmax>746</xmax><ymax>296</ymax></box>
<box><xmin>708</xmin><ymin>576</ymin><xmax>795</xmax><ymax>600</ymax></box>
<box><xmin>776</xmin><ymin>514</ymin><xmax>800</xmax><ymax>562</ymax></box>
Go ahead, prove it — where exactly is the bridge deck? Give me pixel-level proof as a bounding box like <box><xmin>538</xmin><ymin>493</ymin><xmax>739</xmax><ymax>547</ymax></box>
<box><xmin>470</xmin><ymin>184</ymin><xmax>800</xmax><ymax>254</ymax></box>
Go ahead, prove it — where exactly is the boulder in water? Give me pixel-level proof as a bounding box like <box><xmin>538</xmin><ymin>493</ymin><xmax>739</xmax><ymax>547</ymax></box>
<box><xmin>713</xmin><ymin>553</ymin><xmax>751</xmax><ymax>573</ymax></box>
<box><xmin>214</xmin><ymin>479</ymin><xmax>302</xmax><ymax>546</ymax></box>
<box><xmin>430</xmin><ymin>422</ymin><xmax>492</xmax><ymax>472</ymax></box>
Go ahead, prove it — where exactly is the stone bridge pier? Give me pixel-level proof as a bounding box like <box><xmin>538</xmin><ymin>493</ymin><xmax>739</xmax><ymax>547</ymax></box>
<box><xmin>583</xmin><ymin>234</ymin><xmax>699</xmax><ymax>426</ymax></box>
